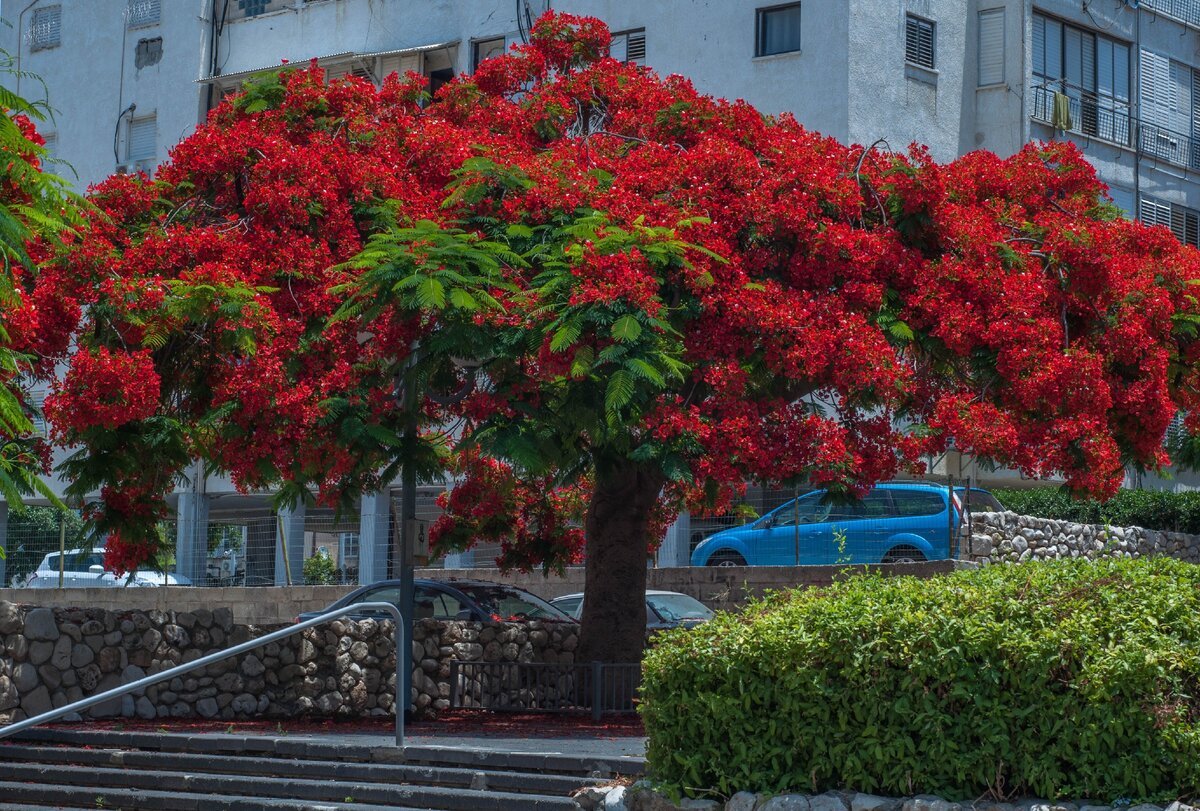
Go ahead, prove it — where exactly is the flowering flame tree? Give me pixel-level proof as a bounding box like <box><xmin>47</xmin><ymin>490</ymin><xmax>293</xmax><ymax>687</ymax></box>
<box><xmin>0</xmin><ymin>58</ymin><xmax>77</xmax><ymax>511</ymax></box>
<box><xmin>22</xmin><ymin>14</ymin><xmax>1200</xmax><ymax>662</ymax></box>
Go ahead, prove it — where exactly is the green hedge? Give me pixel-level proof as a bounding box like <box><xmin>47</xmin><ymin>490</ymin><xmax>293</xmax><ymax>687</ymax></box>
<box><xmin>640</xmin><ymin>559</ymin><xmax>1200</xmax><ymax>801</ymax></box>
<box><xmin>994</xmin><ymin>487</ymin><xmax>1200</xmax><ymax>535</ymax></box>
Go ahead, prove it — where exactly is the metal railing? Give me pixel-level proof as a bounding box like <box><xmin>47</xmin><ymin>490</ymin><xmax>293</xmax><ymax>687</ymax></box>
<box><xmin>1028</xmin><ymin>81</ymin><xmax>1133</xmax><ymax>147</ymax></box>
<box><xmin>0</xmin><ymin>601</ymin><xmax>407</xmax><ymax>747</ymax></box>
<box><xmin>449</xmin><ymin>660</ymin><xmax>640</xmax><ymax>721</ymax></box>
<box><xmin>1137</xmin><ymin>119</ymin><xmax>1200</xmax><ymax>170</ymax></box>
<box><xmin>1141</xmin><ymin>0</ymin><xmax>1200</xmax><ymax>29</ymax></box>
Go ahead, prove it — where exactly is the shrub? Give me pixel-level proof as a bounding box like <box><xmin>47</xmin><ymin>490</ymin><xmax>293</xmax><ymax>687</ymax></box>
<box><xmin>994</xmin><ymin>487</ymin><xmax>1200</xmax><ymax>535</ymax></box>
<box><xmin>302</xmin><ymin>552</ymin><xmax>337</xmax><ymax>585</ymax></box>
<box><xmin>640</xmin><ymin>559</ymin><xmax>1200</xmax><ymax>801</ymax></box>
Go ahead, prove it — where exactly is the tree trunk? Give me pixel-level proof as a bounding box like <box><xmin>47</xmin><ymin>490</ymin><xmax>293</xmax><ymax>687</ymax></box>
<box><xmin>576</xmin><ymin>456</ymin><xmax>665</xmax><ymax>665</ymax></box>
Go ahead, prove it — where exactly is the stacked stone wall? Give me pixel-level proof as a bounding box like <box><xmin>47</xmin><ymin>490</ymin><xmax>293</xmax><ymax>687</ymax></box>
<box><xmin>0</xmin><ymin>602</ymin><xmax>578</xmax><ymax>724</ymax></box>
<box><xmin>968</xmin><ymin>511</ymin><xmax>1200</xmax><ymax>564</ymax></box>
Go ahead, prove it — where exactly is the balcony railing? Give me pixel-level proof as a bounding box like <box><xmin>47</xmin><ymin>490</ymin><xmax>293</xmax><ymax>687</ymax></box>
<box><xmin>1029</xmin><ymin>81</ymin><xmax>1200</xmax><ymax>174</ymax></box>
<box><xmin>1140</xmin><ymin>0</ymin><xmax>1200</xmax><ymax>29</ymax></box>
<box><xmin>1137</xmin><ymin>119</ymin><xmax>1200</xmax><ymax>170</ymax></box>
<box><xmin>1029</xmin><ymin>81</ymin><xmax>1133</xmax><ymax>148</ymax></box>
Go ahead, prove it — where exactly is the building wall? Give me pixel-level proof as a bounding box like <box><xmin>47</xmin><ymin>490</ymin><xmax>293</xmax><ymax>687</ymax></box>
<box><xmin>0</xmin><ymin>0</ymin><xmax>209</xmax><ymax>189</ymax></box>
<box><xmin>846</xmin><ymin>0</ymin><xmax>968</xmax><ymax>162</ymax></box>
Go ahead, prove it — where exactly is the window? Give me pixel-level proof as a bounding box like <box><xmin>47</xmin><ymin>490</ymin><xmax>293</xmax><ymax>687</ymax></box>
<box><xmin>977</xmin><ymin>8</ymin><xmax>1005</xmax><ymax>86</ymax></box>
<box><xmin>1031</xmin><ymin>14</ymin><xmax>1130</xmax><ymax>145</ymax></box>
<box><xmin>30</xmin><ymin>6</ymin><xmax>62</xmax><ymax>52</ymax></box>
<box><xmin>472</xmin><ymin>37</ymin><xmax>506</xmax><ymax>72</ymax></box>
<box><xmin>891</xmin><ymin>490</ymin><xmax>946</xmax><ymax>517</ymax></box>
<box><xmin>611</xmin><ymin>28</ymin><xmax>646</xmax><ymax>65</ymax></box>
<box><xmin>135</xmin><ymin>37</ymin><xmax>163</xmax><ymax>69</ymax></box>
<box><xmin>127</xmin><ymin>115</ymin><xmax>156</xmax><ymax>164</ymax></box>
<box><xmin>1139</xmin><ymin>49</ymin><xmax>1200</xmax><ymax>169</ymax></box>
<box><xmin>905</xmin><ymin>14</ymin><xmax>935</xmax><ymax>70</ymax></box>
<box><xmin>127</xmin><ymin>0</ymin><xmax>160</xmax><ymax>29</ymax></box>
<box><xmin>1140</xmin><ymin>196</ymin><xmax>1200</xmax><ymax>248</ymax></box>
<box><xmin>756</xmin><ymin>4</ymin><xmax>801</xmax><ymax>57</ymax></box>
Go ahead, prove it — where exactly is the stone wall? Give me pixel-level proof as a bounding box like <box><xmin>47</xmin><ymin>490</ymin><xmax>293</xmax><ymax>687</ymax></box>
<box><xmin>0</xmin><ymin>561</ymin><xmax>959</xmax><ymax>625</ymax></box>
<box><xmin>0</xmin><ymin>602</ymin><xmax>578</xmax><ymax>725</ymax></box>
<box><xmin>968</xmin><ymin>511</ymin><xmax>1200</xmax><ymax>564</ymax></box>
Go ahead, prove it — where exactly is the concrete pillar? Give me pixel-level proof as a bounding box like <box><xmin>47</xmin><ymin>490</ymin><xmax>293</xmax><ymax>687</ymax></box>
<box><xmin>174</xmin><ymin>492</ymin><xmax>209</xmax><ymax>584</ymax></box>
<box><xmin>357</xmin><ymin>491</ymin><xmax>390</xmax><ymax>585</ymax></box>
<box><xmin>658</xmin><ymin>511</ymin><xmax>691</xmax><ymax>567</ymax></box>
<box><xmin>0</xmin><ymin>501</ymin><xmax>8</xmax><ymax>587</ymax></box>
<box><xmin>273</xmin><ymin>502</ymin><xmax>306</xmax><ymax>586</ymax></box>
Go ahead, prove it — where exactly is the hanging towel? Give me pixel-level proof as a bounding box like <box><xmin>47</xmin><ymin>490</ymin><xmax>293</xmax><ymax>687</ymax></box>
<box><xmin>1052</xmin><ymin>91</ymin><xmax>1073</xmax><ymax>131</ymax></box>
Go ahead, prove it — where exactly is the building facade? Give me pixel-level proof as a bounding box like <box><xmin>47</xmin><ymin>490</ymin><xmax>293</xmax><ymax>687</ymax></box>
<box><xmin>1</xmin><ymin>0</ymin><xmax>1196</xmax><ymax>580</ymax></box>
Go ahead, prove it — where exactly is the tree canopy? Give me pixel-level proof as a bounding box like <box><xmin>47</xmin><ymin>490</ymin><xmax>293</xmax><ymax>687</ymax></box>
<box><xmin>20</xmin><ymin>13</ymin><xmax>1200</xmax><ymax>660</ymax></box>
<box><xmin>0</xmin><ymin>53</ymin><xmax>76</xmax><ymax>511</ymax></box>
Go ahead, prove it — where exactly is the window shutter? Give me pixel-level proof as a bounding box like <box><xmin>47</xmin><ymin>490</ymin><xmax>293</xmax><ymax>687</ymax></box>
<box><xmin>1141</xmin><ymin>49</ymin><xmax>1170</xmax><ymax>129</ymax></box>
<box><xmin>905</xmin><ymin>15</ymin><xmax>935</xmax><ymax>69</ymax></box>
<box><xmin>1140</xmin><ymin>196</ymin><xmax>1171</xmax><ymax>229</ymax></box>
<box><xmin>978</xmin><ymin>9</ymin><xmax>1004</xmax><ymax>86</ymax></box>
<box><xmin>625</xmin><ymin>31</ymin><xmax>646</xmax><ymax>64</ymax></box>
<box><xmin>1032</xmin><ymin>14</ymin><xmax>1045</xmax><ymax>77</ymax></box>
<box><xmin>127</xmin><ymin>0</ymin><xmax>160</xmax><ymax>28</ymax></box>
<box><xmin>30</xmin><ymin>6</ymin><xmax>62</xmax><ymax>51</ymax></box>
<box><xmin>127</xmin><ymin>116</ymin><xmax>156</xmax><ymax>162</ymax></box>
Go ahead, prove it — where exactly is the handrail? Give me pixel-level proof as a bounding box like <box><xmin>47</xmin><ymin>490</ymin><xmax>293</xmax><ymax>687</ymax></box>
<box><xmin>0</xmin><ymin>601</ymin><xmax>407</xmax><ymax>747</ymax></box>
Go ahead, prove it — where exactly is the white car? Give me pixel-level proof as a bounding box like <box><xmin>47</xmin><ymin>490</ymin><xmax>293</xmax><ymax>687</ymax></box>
<box><xmin>24</xmin><ymin>548</ymin><xmax>192</xmax><ymax>588</ymax></box>
<box><xmin>550</xmin><ymin>590</ymin><xmax>714</xmax><ymax>630</ymax></box>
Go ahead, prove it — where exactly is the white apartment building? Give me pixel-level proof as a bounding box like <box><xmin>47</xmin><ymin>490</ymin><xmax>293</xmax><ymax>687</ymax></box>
<box><xmin>0</xmin><ymin>0</ymin><xmax>1197</xmax><ymax>582</ymax></box>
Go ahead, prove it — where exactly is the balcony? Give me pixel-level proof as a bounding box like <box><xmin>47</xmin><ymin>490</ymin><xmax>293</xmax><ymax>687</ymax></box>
<box><xmin>1140</xmin><ymin>0</ymin><xmax>1200</xmax><ymax>29</ymax></box>
<box><xmin>1028</xmin><ymin>81</ymin><xmax>1133</xmax><ymax>148</ymax></box>
<box><xmin>230</xmin><ymin>0</ymin><xmax>310</xmax><ymax>21</ymax></box>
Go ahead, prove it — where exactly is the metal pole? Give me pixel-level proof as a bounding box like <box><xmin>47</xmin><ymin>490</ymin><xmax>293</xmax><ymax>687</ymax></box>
<box><xmin>57</xmin><ymin>511</ymin><xmax>65</xmax><ymax>589</ymax></box>
<box><xmin>276</xmin><ymin>514</ymin><xmax>292</xmax><ymax>587</ymax></box>
<box><xmin>793</xmin><ymin>487</ymin><xmax>800</xmax><ymax>566</ymax></box>
<box><xmin>396</xmin><ymin>343</ymin><xmax>420</xmax><ymax>724</ymax></box>
<box><xmin>0</xmin><ymin>601</ymin><xmax>407</xmax><ymax>749</ymax></box>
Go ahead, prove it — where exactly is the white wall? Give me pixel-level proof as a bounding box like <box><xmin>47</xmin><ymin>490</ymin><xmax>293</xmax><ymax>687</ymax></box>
<box><xmin>0</xmin><ymin>0</ymin><xmax>209</xmax><ymax>190</ymax></box>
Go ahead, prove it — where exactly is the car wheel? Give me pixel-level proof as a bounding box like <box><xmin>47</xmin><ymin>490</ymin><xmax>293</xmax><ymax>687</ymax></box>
<box><xmin>707</xmin><ymin>552</ymin><xmax>746</xmax><ymax>567</ymax></box>
<box><xmin>882</xmin><ymin>546</ymin><xmax>926</xmax><ymax>564</ymax></box>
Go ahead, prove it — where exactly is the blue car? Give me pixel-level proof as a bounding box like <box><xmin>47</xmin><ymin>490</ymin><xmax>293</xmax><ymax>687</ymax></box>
<box><xmin>690</xmin><ymin>483</ymin><xmax>975</xmax><ymax>567</ymax></box>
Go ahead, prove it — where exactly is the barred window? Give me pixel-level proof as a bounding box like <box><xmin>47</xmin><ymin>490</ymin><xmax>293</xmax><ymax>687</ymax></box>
<box><xmin>30</xmin><ymin>6</ymin><xmax>62</xmax><ymax>52</ymax></box>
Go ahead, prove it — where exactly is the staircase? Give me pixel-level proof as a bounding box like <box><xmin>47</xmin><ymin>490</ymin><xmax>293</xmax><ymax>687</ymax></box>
<box><xmin>0</xmin><ymin>727</ymin><xmax>644</xmax><ymax>810</ymax></box>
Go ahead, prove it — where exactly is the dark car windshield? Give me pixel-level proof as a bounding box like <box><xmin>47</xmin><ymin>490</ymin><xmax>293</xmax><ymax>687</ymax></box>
<box><xmin>453</xmin><ymin>584</ymin><xmax>573</xmax><ymax>622</ymax></box>
<box><xmin>647</xmin><ymin>593</ymin><xmax>713</xmax><ymax>623</ymax></box>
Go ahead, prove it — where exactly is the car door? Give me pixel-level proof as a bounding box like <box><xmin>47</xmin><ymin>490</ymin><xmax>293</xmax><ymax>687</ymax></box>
<box><xmin>827</xmin><ymin>488</ymin><xmax>894</xmax><ymax>564</ymax></box>
<box><xmin>759</xmin><ymin>491</ymin><xmax>833</xmax><ymax>565</ymax></box>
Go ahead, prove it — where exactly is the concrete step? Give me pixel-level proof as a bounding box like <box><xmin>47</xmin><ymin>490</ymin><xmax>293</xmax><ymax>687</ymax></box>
<box><xmin>0</xmin><ymin>743</ymin><xmax>600</xmax><ymax>797</ymax></box>
<box><xmin>0</xmin><ymin>781</ymin><xmax>396</xmax><ymax>811</ymax></box>
<box><xmin>0</xmin><ymin>761</ymin><xmax>579</xmax><ymax>811</ymax></box>
<box><xmin>10</xmin><ymin>727</ymin><xmax>645</xmax><ymax>777</ymax></box>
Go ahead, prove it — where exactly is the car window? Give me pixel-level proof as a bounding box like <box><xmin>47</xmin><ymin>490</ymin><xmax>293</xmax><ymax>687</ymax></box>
<box><xmin>965</xmin><ymin>489</ymin><xmax>1004</xmax><ymax>512</ymax></box>
<box><xmin>45</xmin><ymin>552</ymin><xmax>104</xmax><ymax>573</ymax></box>
<box><xmin>646</xmin><ymin>594</ymin><xmax>713</xmax><ymax>623</ymax></box>
<box><xmin>827</xmin><ymin>490</ymin><xmax>892</xmax><ymax>522</ymax></box>
<box><xmin>553</xmin><ymin>596</ymin><xmax>584</xmax><ymax>618</ymax></box>
<box><xmin>429</xmin><ymin>591</ymin><xmax>468</xmax><ymax>620</ymax></box>
<box><xmin>351</xmin><ymin>586</ymin><xmax>402</xmax><ymax>606</ymax></box>
<box><xmin>768</xmin><ymin>492</ymin><xmax>832</xmax><ymax>528</ymax></box>
<box><xmin>452</xmin><ymin>584</ymin><xmax>572</xmax><ymax>621</ymax></box>
<box><xmin>891</xmin><ymin>490</ymin><xmax>946</xmax><ymax>517</ymax></box>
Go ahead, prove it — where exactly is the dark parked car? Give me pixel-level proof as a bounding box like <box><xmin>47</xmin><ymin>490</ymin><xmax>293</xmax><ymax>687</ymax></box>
<box><xmin>297</xmin><ymin>578</ymin><xmax>577</xmax><ymax>623</ymax></box>
<box><xmin>550</xmin><ymin>590</ymin><xmax>714</xmax><ymax>630</ymax></box>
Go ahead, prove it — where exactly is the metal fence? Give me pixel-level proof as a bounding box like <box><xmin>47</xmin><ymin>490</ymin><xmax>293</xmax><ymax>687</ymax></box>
<box><xmin>449</xmin><ymin>660</ymin><xmax>641</xmax><ymax>719</ymax></box>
